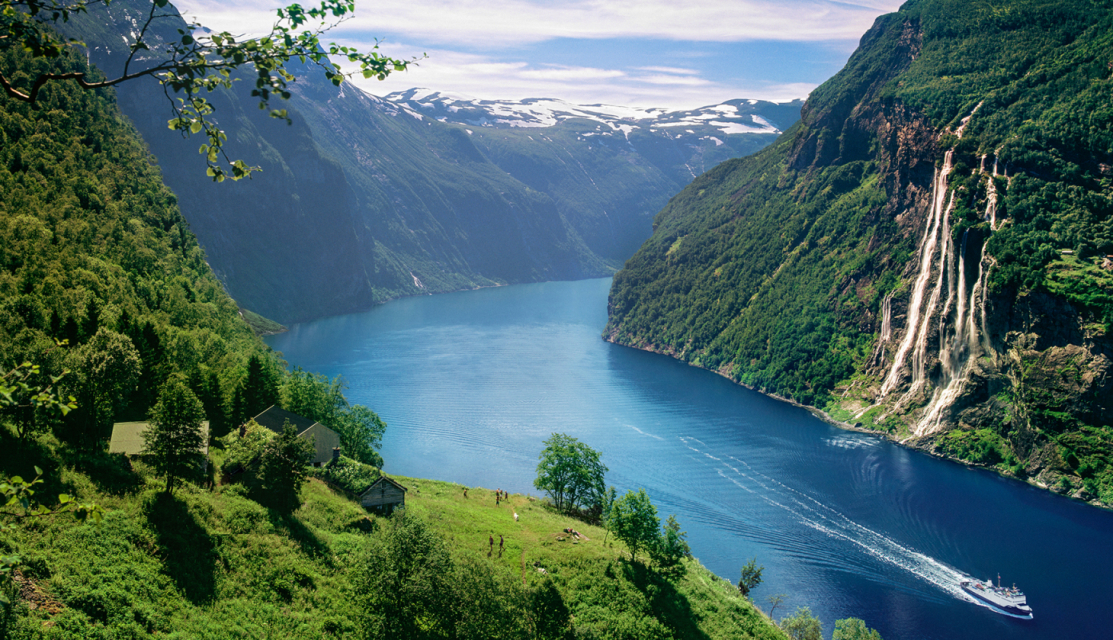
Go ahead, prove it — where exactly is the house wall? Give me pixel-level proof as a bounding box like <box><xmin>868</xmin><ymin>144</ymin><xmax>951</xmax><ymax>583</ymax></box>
<box><xmin>361</xmin><ymin>483</ymin><xmax>405</xmax><ymax>508</ymax></box>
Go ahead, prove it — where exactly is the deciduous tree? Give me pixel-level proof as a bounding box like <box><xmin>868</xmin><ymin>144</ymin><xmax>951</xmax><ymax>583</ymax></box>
<box><xmin>651</xmin><ymin>514</ymin><xmax>690</xmax><ymax>569</ymax></box>
<box><xmin>781</xmin><ymin>606</ymin><xmax>822</xmax><ymax>640</ymax></box>
<box><xmin>144</xmin><ymin>377</ymin><xmax>206</xmax><ymax>494</ymax></box>
<box><xmin>833</xmin><ymin>617</ymin><xmax>883</xmax><ymax>640</ymax></box>
<box><xmin>534</xmin><ymin>433</ymin><xmax>607</xmax><ymax>513</ymax></box>
<box><xmin>607</xmin><ymin>488</ymin><xmax>658</xmax><ymax>563</ymax></box>
<box><xmin>254</xmin><ymin>421</ymin><xmax>313</xmax><ymax>513</ymax></box>
<box><xmin>738</xmin><ymin>557</ymin><xmax>763</xmax><ymax>598</ymax></box>
<box><xmin>64</xmin><ymin>328</ymin><xmax>141</xmax><ymax>446</ymax></box>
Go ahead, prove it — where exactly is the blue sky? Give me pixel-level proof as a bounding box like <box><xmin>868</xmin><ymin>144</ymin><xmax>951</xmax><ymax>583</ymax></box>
<box><xmin>176</xmin><ymin>0</ymin><xmax>904</xmax><ymax>109</ymax></box>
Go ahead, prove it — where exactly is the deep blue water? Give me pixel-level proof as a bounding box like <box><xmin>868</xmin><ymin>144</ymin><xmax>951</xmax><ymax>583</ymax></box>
<box><xmin>267</xmin><ymin>278</ymin><xmax>1113</xmax><ymax>639</ymax></box>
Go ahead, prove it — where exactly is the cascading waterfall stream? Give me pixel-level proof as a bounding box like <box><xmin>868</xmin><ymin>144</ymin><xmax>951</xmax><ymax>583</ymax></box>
<box><xmin>916</xmin><ymin>232</ymin><xmax>988</xmax><ymax>435</ymax></box>
<box><xmin>880</xmin><ymin>294</ymin><xmax>893</xmax><ymax>344</ymax></box>
<box><xmin>879</xmin><ymin>151</ymin><xmax>956</xmax><ymax>397</ymax></box>
<box><xmin>985</xmin><ymin>157</ymin><xmax>999</xmax><ymax>231</ymax></box>
<box><xmin>874</xmin><ymin>103</ymin><xmax>1003</xmax><ymax>435</ymax></box>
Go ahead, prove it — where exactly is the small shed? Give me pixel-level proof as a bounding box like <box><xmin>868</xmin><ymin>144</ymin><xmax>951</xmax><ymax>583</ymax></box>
<box><xmin>360</xmin><ymin>476</ymin><xmax>407</xmax><ymax>512</ymax></box>
<box><xmin>249</xmin><ymin>405</ymin><xmax>343</xmax><ymax>466</ymax></box>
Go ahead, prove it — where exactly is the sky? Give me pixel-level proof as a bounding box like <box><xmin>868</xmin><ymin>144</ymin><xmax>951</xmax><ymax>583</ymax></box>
<box><xmin>175</xmin><ymin>0</ymin><xmax>905</xmax><ymax>110</ymax></box>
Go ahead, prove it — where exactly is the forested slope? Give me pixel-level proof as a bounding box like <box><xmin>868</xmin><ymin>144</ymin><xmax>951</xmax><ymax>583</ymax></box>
<box><xmin>0</xmin><ymin>43</ymin><xmax>278</xmax><ymax>444</ymax></box>
<box><xmin>607</xmin><ymin>0</ymin><xmax>1113</xmax><ymax>504</ymax></box>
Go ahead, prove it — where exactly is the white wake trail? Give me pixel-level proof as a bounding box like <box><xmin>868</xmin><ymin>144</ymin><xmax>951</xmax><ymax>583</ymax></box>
<box><xmin>681</xmin><ymin>437</ymin><xmax>969</xmax><ymax>599</ymax></box>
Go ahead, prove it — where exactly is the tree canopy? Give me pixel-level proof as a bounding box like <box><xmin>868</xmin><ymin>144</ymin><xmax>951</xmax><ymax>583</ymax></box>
<box><xmin>253</xmin><ymin>422</ymin><xmax>314</xmax><ymax>513</ymax></box>
<box><xmin>607</xmin><ymin>488</ymin><xmax>659</xmax><ymax>564</ymax></box>
<box><xmin>738</xmin><ymin>557</ymin><xmax>763</xmax><ymax>598</ymax></box>
<box><xmin>833</xmin><ymin>618</ymin><xmax>884</xmax><ymax>640</ymax></box>
<box><xmin>0</xmin><ymin>0</ymin><xmax>413</xmax><ymax>181</ymax></box>
<box><xmin>143</xmin><ymin>377</ymin><xmax>206</xmax><ymax>494</ymax></box>
<box><xmin>533</xmin><ymin>432</ymin><xmax>607</xmax><ymax>513</ymax></box>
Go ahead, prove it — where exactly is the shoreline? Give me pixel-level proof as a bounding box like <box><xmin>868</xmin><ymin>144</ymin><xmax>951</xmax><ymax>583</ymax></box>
<box><xmin>603</xmin><ymin>335</ymin><xmax>1109</xmax><ymax>512</ymax></box>
<box><xmin>272</xmin><ymin>274</ymin><xmax>619</xmax><ymax>332</ymax></box>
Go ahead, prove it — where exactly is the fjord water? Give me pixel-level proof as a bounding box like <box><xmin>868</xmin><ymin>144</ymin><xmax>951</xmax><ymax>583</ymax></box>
<box><xmin>267</xmin><ymin>278</ymin><xmax>1112</xmax><ymax>639</ymax></box>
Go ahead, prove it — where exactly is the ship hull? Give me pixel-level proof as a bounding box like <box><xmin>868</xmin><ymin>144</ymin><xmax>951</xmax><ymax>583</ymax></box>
<box><xmin>960</xmin><ymin>584</ymin><xmax>1033</xmax><ymax>619</ymax></box>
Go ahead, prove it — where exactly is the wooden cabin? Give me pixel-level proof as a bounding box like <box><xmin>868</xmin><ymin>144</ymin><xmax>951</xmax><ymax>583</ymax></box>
<box><xmin>360</xmin><ymin>476</ymin><xmax>407</xmax><ymax>512</ymax></box>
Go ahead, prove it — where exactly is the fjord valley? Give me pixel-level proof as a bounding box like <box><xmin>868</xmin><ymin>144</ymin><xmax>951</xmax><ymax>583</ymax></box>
<box><xmin>0</xmin><ymin>14</ymin><xmax>794</xmax><ymax>638</ymax></box>
<box><xmin>0</xmin><ymin>0</ymin><xmax>810</xmax><ymax>637</ymax></box>
<box><xmin>607</xmin><ymin>0</ymin><xmax>1113</xmax><ymax>506</ymax></box>
<box><xmin>3</xmin><ymin>0</ymin><xmax>1113</xmax><ymax>638</ymax></box>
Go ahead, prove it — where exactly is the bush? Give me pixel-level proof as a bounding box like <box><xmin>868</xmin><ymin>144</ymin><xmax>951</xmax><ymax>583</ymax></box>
<box><xmin>308</xmin><ymin>455</ymin><xmax>380</xmax><ymax>496</ymax></box>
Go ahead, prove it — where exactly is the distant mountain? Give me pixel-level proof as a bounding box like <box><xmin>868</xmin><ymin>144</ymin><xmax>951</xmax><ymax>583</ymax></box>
<box><xmin>65</xmin><ymin>0</ymin><xmax>800</xmax><ymax>325</ymax></box>
<box><xmin>606</xmin><ymin>0</ymin><xmax>1113</xmax><ymax>503</ymax></box>
<box><xmin>383</xmin><ymin>89</ymin><xmax>802</xmax><ymax>264</ymax></box>
<box><xmin>383</xmin><ymin>89</ymin><xmax>796</xmax><ymax>137</ymax></box>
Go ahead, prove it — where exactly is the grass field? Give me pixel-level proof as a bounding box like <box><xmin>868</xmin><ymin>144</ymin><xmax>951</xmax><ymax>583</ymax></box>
<box><xmin>1</xmin><ymin>431</ymin><xmax>786</xmax><ymax>639</ymax></box>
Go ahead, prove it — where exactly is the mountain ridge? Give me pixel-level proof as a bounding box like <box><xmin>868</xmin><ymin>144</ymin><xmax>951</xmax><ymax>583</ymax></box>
<box><xmin>65</xmin><ymin>0</ymin><xmax>800</xmax><ymax>325</ymax></box>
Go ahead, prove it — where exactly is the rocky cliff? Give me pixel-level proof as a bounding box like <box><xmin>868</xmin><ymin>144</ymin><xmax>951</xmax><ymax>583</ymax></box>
<box><xmin>606</xmin><ymin>0</ymin><xmax>1113</xmax><ymax>505</ymax></box>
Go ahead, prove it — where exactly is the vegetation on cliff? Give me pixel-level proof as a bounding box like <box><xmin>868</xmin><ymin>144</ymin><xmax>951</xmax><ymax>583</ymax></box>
<box><xmin>606</xmin><ymin>0</ymin><xmax>1112</xmax><ymax>503</ymax></box>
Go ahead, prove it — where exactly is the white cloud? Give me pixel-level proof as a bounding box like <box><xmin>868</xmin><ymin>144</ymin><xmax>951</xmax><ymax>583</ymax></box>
<box><xmin>173</xmin><ymin>0</ymin><xmax>901</xmax><ymax>109</ymax></box>
<box><xmin>633</xmin><ymin>74</ymin><xmax>711</xmax><ymax>86</ymax></box>
<box><xmin>636</xmin><ymin>66</ymin><xmax>701</xmax><ymax>76</ymax></box>
<box><xmin>339</xmin><ymin>45</ymin><xmax>814</xmax><ymax>109</ymax></box>
<box><xmin>518</xmin><ymin>66</ymin><xmax>626</xmax><ymax>81</ymax></box>
<box><xmin>177</xmin><ymin>0</ymin><xmax>904</xmax><ymax>45</ymax></box>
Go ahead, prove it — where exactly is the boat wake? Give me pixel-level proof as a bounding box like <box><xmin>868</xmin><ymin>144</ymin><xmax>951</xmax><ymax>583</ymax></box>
<box><xmin>679</xmin><ymin>437</ymin><xmax>971</xmax><ymax>600</ymax></box>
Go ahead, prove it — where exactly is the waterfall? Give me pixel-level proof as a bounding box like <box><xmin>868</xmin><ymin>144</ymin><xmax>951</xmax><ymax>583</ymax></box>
<box><xmin>914</xmin><ymin>174</ymin><xmax>1000</xmax><ymax>435</ymax></box>
<box><xmin>880</xmin><ymin>294</ymin><xmax>893</xmax><ymax>343</ymax></box>
<box><xmin>907</xmin><ymin>191</ymin><xmax>954</xmax><ymax>394</ymax></box>
<box><xmin>879</xmin><ymin>151</ymin><xmax>955</xmax><ymax>396</ymax></box>
<box><xmin>871</xmin><ymin>105</ymin><xmax>1005</xmax><ymax>434</ymax></box>
<box><xmin>985</xmin><ymin>157</ymin><xmax>999</xmax><ymax>231</ymax></box>
<box><xmin>874</xmin><ymin>110</ymin><xmax>1004</xmax><ymax>433</ymax></box>
<box><xmin>916</xmin><ymin>238</ymin><xmax>989</xmax><ymax>436</ymax></box>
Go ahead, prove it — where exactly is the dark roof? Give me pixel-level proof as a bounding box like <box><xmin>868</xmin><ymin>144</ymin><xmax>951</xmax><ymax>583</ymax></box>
<box><xmin>251</xmin><ymin>405</ymin><xmax>317</xmax><ymax>435</ymax></box>
<box><xmin>360</xmin><ymin>476</ymin><xmax>408</xmax><ymax>497</ymax></box>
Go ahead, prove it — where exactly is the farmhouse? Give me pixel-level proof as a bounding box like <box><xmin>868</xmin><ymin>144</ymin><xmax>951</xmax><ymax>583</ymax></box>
<box><xmin>249</xmin><ymin>406</ymin><xmax>342</xmax><ymax>467</ymax></box>
<box><xmin>109</xmin><ymin>421</ymin><xmax>210</xmax><ymax>469</ymax></box>
<box><xmin>360</xmin><ymin>476</ymin><xmax>407</xmax><ymax>512</ymax></box>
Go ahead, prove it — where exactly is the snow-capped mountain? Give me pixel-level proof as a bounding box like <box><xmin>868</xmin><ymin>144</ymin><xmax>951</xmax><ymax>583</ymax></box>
<box><xmin>384</xmin><ymin>89</ymin><xmax>800</xmax><ymax>141</ymax></box>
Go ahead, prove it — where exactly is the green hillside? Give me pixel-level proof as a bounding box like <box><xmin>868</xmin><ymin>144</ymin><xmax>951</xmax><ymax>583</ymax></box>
<box><xmin>606</xmin><ymin>0</ymin><xmax>1113</xmax><ymax>503</ymax></box>
<box><xmin>2</xmin><ymin>428</ymin><xmax>787</xmax><ymax>640</ymax></box>
<box><xmin>0</xmin><ymin>42</ymin><xmax>280</xmax><ymax>442</ymax></box>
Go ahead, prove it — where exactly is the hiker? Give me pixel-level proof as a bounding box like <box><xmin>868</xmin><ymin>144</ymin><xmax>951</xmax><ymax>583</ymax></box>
<box><xmin>463</xmin><ymin>487</ymin><xmax>468</xmax><ymax>498</ymax></box>
<box><xmin>499</xmin><ymin>535</ymin><xmax>504</xmax><ymax>550</ymax></box>
<box><xmin>514</xmin><ymin>512</ymin><xmax>519</xmax><ymax>522</ymax></box>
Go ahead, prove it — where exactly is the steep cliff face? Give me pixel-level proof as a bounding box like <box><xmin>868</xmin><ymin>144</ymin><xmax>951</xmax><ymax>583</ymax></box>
<box><xmin>607</xmin><ymin>0</ymin><xmax>1113</xmax><ymax>504</ymax></box>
